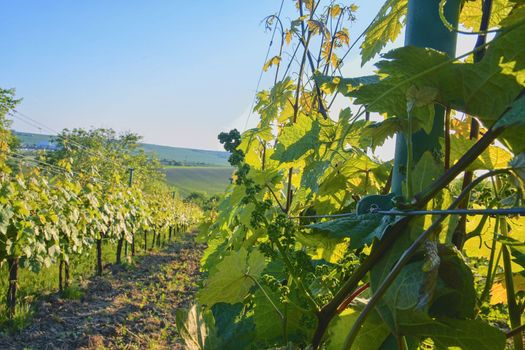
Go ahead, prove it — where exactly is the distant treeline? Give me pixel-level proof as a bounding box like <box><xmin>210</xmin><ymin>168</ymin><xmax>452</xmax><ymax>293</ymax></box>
<box><xmin>20</xmin><ymin>143</ymin><xmax>58</xmax><ymax>151</ymax></box>
<box><xmin>160</xmin><ymin>159</ymin><xmax>211</xmax><ymax>167</ymax></box>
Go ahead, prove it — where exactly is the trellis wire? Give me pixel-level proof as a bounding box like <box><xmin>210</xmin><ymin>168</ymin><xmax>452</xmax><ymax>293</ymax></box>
<box><xmin>243</xmin><ymin>0</ymin><xmax>286</xmax><ymax>132</ymax></box>
<box><xmin>290</xmin><ymin>207</ymin><xmax>525</xmax><ymax>220</ymax></box>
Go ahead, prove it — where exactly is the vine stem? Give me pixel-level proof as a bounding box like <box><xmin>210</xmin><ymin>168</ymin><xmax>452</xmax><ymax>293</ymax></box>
<box><xmin>274</xmin><ymin>238</ymin><xmax>320</xmax><ymax>311</ymax></box>
<box><xmin>507</xmin><ymin>324</ymin><xmax>525</xmax><ymax>339</ymax></box>
<box><xmin>247</xmin><ymin>274</ymin><xmax>284</xmax><ymax>320</ymax></box>
<box><xmin>285</xmin><ymin>0</ymin><xmax>315</xmax><ymax>213</ymax></box>
<box><xmin>342</xmin><ymin>169</ymin><xmax>509</xmax><ymax>350</ymax></box>
<box><xmin>478</xmin><ymin>218</ymin><xmax>500</xmax><ymax>304</ymax></box>
<box><xmin>497</xmin><ymin>174</ymin><xmax>524</xmax><ymax>350</ymax></box>
<box><xmin>406</xmin><ymin>108</ymin><xmax>414</xmax><ymax>199</ymax></box>
<box><xmin>453</xmin><ymin>0</ymin><xmax>492</xmax><ymax>249</ymax></box>
<box><xmin>502</xmin><ymin>243</ymin><xmax>523</xmax><ymax>350</ymax></box>
<box><xmin>336</xmin><ymin>282</ymin><xmax>370</xmax><ymax>314</ymax></box>
<box><xmin>444</xmin><ymin>107</ymin><xmax>451</xmax><ymax>170</ymax></box>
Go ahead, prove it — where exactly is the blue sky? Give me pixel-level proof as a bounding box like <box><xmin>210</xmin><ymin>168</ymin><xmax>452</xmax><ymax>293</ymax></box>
<box><xmin>1</xmin><ymin>1</ymin><xmax>395</xmax><ymax>150</ymax></box>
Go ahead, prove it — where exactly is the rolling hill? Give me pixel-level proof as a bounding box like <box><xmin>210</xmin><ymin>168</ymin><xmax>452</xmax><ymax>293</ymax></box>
<box><xmin>13</xmin><ymin>130</ymin><xmax>233</xmax><ymax>196</ymax></box>
<box><xmin>13</xmin><ymin>131</ymin><xmax>53</xmax><ymax>146</ymax></box>
<box><xmin>13</xmin><ymin>131</ymin><xmax>230</xmax><ymax>166</ymax></box>
<box><xmin>140</xmin><ymin>143</ymin><xmax>229</xmax><ymax>166</ymax></box>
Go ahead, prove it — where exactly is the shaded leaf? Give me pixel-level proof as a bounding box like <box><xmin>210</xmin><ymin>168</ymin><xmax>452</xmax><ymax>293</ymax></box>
<box><xmin>401</xmin><ymin>316</ymin><xmax>506</xmax><ymax>350</ymax></box>
<box><xmin>212</xmin><ymin>303</ymin><xmax>255</xmax><ymax>350</ymax></box>
<box><xmin>327</xmin><ymin>307</ymin><xmax>390</xmax><ymax>350</ymax></box>
<box><xmin>175</xmin><ymin>304</ymin><xmax>217</xmax><ymax>350</ymax></box>
<box><xmin>307</xmin><ymin>213</ymin><xmax>395</xmax><ymax>249</ymax></box>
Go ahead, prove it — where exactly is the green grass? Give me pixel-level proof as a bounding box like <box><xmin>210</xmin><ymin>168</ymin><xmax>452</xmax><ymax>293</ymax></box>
<box><xmin>61</xmin><ymin>284</ymin><xmax>85</xmax><ymax>300</ymax></box>
<box><xmin>0</xmin><ymin>302</ymin><xmax>34</xmax><ymax>333</ymax></box>
<box><xmin>164</xmin><ymin>166</ymin><xmax>233</xmax><ymax>196</ymax></box>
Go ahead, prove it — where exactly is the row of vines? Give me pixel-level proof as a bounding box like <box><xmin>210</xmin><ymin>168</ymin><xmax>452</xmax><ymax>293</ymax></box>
<box><xmin>180</xmin><ymin>0</ymin><xmax>525</xmax><ymax>349</ymax></box>
<box><xmin>0</xmin><ymin>90</ymin><xmax>203</xmax><ymax>321</ymax></box>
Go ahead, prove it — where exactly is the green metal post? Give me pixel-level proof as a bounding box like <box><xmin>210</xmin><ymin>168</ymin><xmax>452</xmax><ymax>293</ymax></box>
<box><xmin>391</xmin><ymin>0</ymin><xmax>461</xmax><ymax>196</ymax></box>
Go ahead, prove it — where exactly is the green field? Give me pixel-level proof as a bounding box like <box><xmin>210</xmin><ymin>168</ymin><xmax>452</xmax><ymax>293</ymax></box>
<box><xmin>164</xmin><ymin>166</ymin><xmax>233</xmax><ymax>196</ymax></box>
<box><xmin>140</xmin><ymin>143</ymin><xmax>229</xmax><ymax>166</ymax></box>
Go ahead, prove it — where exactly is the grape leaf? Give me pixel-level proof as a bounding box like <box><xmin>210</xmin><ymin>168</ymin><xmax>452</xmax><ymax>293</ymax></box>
<box><xmin>450</xmin><ymin>135</ymin><xmax>512</xmax><ymax>170</ymax></box>
<box><xmin>352</xmin><ymin>23</ymin><xmax>525</xmax><ymax>152</ymax></box>
<box><xmin>198</xmin><ymin>248</ymin><xmax>266</xmax><ymax>306</ymax></box>
<box><xmin>372</xmin><ymin>243</ymin><xmax>498</xmax><ymax>349</ymax></box>
<box><xmin>360</xmin><ymin>0</ymin><xmax>408</xmax><ymax>65</ymax></box>
<box><xmin>271</xmin><ymin>115</ymin><xmax>321</xmax><ymax>163</ymax></box>
<box><xmin>401</xmin><ymin>315</ymin><xmax>506</xmax><ymax>350</ymax></box>
<box><xmin>503</xmin><ymin>238</ymin><xmax>525</xmax><ymax>274</ymax></box>
<box><xmin>360</xmin><ymin>117</ymin><xmax>403</xmax><ymax>150</ymax></box>
<box><xmin>509</xmin><ymin>152</ymin><xmax>525</xmax><ymax>182</ymax></box>
<box><xmin>314</xmin><ymin>74</ymin><xmax>379</xmax><ymax>96</ymax></box>
<box><xmin>327</xmin><ymin>307</ymin><xmax>390</xmax><ymax>350</ymax></box>
<box><xmin>430</xmin><ymin>248</ymin><xmax>476</xmax><ymax>319</ymax></box>
<box><xmin>211</xmin><ymin>303</ymin><xmax>255</xmax><ymax>350</ymax></box>
<box><xmin>412</xmin><ymin>151</ymin><xmax>442</xmax><ymax>194</ymax></box>
<box><xmin>263</xmin><ymin>56</ymin><xmax>281</xmax><ymax>72</ymax></box>
<box><xmin>175</xmin><ymin>304</ymin><xmax>217</xmax><ymax>350</ymax></box>
<box><xmin>253</xmin><ymin>288</ymin><xmax>312</xmax><ymax>346</ymax></box>
<box><xmin>301</xmin><ymin>160</ymin><xmax>331</xmax><ymax>193</ymax></box>
<box><xmin>494</xmin><ymin>95</ymin><xmax>525</xmax><ymax>153</ymax></box>
<box><xmin>307</xmin><ymin>213</ymin><xmax>395</xmax><ymax>250</ymax></box>
<box><xmin>295</xmin><ymin>231</ymin><xmax>349</xmax><ymax>263</ymax></box>
<box><xmin>369</xmin><ymin>218</ymin><xmax>427</xmax><ymax>331</ymax></box>
<box><xmin>460</xmin><ymin>0</ymin><xmax>514</xmax><ymax>30</ymax></box>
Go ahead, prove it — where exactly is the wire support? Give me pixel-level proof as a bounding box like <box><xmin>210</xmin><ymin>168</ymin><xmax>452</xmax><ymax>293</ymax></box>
<box><xmin>290</xmin><ymin>207</ymin><xmax>525</xmax><ymax>220</ymax></box>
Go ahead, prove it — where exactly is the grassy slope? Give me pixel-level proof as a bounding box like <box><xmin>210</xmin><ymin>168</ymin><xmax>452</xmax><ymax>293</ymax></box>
<box><xmin>13</xmin><ymin>131</ymin><xmax>55</xmax><ymax>146</ymax></box>
<box><xmin>140</xmin><ymin>143</ymin><xmax>229</xmax><ymax>166</ymax></box>
<box><xmin>164</xmin><ymin>166</ymin><xmax>233</xmax><ymax>196</ymax></box>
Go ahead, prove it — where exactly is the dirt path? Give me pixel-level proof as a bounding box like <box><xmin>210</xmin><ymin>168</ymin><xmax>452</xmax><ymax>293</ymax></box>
<box><xmin>0</xmin><ymin>235</ymin><xmax>202</xmax><ymax>350</ymax></box>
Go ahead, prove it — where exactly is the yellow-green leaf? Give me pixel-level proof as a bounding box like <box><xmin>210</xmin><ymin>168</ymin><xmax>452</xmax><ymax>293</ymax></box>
<box><xmin>197</xmin><ymin>248</ymin><xmax>266</xmax><ymax>306</ymax></box>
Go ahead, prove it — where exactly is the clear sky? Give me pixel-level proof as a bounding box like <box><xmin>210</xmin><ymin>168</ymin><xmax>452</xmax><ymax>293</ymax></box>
<box><xmin>0</xmin><ymin>1</ymin><xmax>390</xmax><ymax>150</ymax></box>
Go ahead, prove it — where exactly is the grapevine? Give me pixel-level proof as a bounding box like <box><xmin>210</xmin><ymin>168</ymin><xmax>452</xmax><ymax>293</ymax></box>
<box><xmin>183</xmin><ymin>1</ymin><xmax>525</xmax><ymax>349</ymax></box>
<box><xmin>0</xmin><ymin>94</ymin><xmax>203</xmax><ymax>321</ymax></box>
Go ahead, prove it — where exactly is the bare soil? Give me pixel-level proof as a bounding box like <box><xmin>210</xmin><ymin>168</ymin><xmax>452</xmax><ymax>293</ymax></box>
<box><xmin>0</xmin><ymin>235</ymin><xmax>202</xmax><ymax>350</ymax></box>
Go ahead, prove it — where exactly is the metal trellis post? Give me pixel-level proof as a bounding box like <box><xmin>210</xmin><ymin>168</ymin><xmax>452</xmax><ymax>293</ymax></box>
<box><xmin>391</xmin><ymin>0</ymin><xmax>461</xmax><ymax>195</ymax></box>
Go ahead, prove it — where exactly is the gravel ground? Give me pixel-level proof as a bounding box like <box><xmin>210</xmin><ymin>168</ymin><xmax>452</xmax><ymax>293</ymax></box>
<box><xmin>0</xmin><ymin>234</ymin><xmax>203</xmax><ymax>350</ymax></box>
